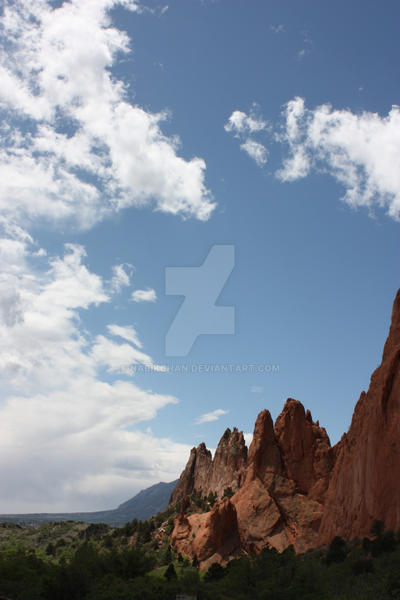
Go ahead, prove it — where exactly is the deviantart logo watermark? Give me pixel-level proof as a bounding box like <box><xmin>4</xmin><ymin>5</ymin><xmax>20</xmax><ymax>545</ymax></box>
<box><xmin>165</xmin><ymin>245</ymin><xmax>235</xmax><ymax>356</ymax></box>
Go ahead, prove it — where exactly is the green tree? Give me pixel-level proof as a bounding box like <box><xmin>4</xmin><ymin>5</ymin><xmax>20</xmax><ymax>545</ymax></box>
<box><xmin>164</xmin><ymin>563</ymin><xmax>177</xmax><ymax>581</ymax></box>
<box><xmin>371</xmin><ymin>519</ymin><xmax>384</xmax><ymax>537</ymax></box>
<box><xmin>192</xmin><ymin>554</ymin><xmax>199</xmax><ymax>568</ymax></box>
<box><xmin>45</xmin><ymin>542</ymin><xmax>55</xmax><ymax>556</ymax></box>
<box><xmin>223</xmin><ymin>487</ymin><xmax>234</xmax><ymax>499</ymax></box>
<box><xmin>326</xmin><ymin>536</ymin><xmax>347</xmax><ymax>564</ymax></box>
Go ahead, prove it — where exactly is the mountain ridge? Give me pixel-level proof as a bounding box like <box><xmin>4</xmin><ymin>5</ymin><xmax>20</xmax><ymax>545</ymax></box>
<box><xmin>0</xmin><ymin>480</ymin><xmax>178</xmax><ymax>526</ymax></box>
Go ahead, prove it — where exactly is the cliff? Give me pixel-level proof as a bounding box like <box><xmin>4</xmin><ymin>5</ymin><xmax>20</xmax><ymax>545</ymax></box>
<box><xmin>318</xmin><ymin>288</ymin><xmax>400</xmax><ymax>543</ymax></box>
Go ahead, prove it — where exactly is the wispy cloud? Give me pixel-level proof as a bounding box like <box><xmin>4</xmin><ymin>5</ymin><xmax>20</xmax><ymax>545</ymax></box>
<box><xmin>107</xmin><ymin>324</ymin><xmax>143</xmax><ymax>349</ymax></box>
<box><xmin>225</xmin><ymin>104</ymin><xmax>269</xmax><ymax>167</ymax></box>
<box><xmin>110</xmin><ymin>264</ymin><xmax>133</xmax><ymax>293</ymax></box>
<box><xmin>131</xmin><ymin>288</ymin><xmax>157</xmax><ymax>303</ymax></box>
<box><xmin>195</xmin><ymin>408</ymin><xmax>229</xmax><ymax>425</ymax></box>
<box><xmin>270</xmin><ymin>24</ymin><xmax>285</xmax><ymax>34</ymax></box>
<box><xmin>297</xmin><ymin>30</ymin><xmax>313</xmax><ymax>60</ymax></box>
<box><xmin>240</xmin><ymin>139</ymin><xmax>268</xmax><ymax>167</ymax></box>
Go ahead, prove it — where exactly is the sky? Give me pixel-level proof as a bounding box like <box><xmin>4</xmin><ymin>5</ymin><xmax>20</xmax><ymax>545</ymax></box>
<box><xmin>0</xmin><ymin>0</ymin><xmax>399</xmax><ymax>513</ymax></box>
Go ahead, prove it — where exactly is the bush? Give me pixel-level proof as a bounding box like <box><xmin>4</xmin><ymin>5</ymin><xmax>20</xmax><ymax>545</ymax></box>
<box><xmin>351</xmin><ymin>558</ymin><xmax>374</xmax><ymax>575</ymax></box>
<box><xmin>326</xmin><ymin>536</ymin><xmax>347</xmax><ymax>564</ymax></box>
<box><xmin>223</xmin><ymin>487</ymin><xmax>234</xmax><ymax>499</ymax></box>
<box><xmin>164</xmin><ymin>563</ymin><xmax>177</xmax><ymax>581</ymax></box>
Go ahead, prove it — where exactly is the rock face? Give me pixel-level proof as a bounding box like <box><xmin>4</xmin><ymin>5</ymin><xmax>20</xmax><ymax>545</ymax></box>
<box><xmin>169</xmin><ymin>288</ymin><xmax>400</xmax><ymax>567</ymax></box>
<box><xmin>206</xmin><ymin>427</ymin><xmax>248</xmax><ymax>497</ymax></box>
<box><xmin>169</xmin><ymin>443</ymin><xmax>212</xmax><ymax>506</ymax></box>
<box><xmin>170</xmin><ymin>401</ymin><xmax>334</xmax><ymax>564</ymax></box>
<box><xmin>169</xmin><ymin>428</ymin><xmax>247</xmax><ymax>505</ymax></box>
<box><xmin>318</xmin><ymin>288</ymin><xmax>400</xmax><ymax>544</ymax></box>
<box><xmin>171</xmin><ymin>498</ymin><xmax>241</xmax><ymax>570</ymax></box>
<box><xmin>274</xmin><ymin>400</ymin><xmax>333</xmax><ymax>502</ymax></box>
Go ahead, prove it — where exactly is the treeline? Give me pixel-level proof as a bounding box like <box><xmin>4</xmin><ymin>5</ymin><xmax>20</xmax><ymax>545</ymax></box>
<box><xmin>1</xmin><ymin>521</ymin><xmax>400</xmax><ymax>599</ymax></box>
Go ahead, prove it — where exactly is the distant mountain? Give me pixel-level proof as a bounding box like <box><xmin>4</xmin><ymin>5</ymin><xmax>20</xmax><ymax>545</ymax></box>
<box><xmin>0</xmin><ymin>480</ymin><xmax>178</xmax><ymax>526</ymax></box>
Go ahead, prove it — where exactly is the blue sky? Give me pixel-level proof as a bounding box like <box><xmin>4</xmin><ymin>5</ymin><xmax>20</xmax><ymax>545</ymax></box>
<box><xmin>0</xmin><ymin>0</ymin><xmax>399</xmax><ymax>512</ymax></box>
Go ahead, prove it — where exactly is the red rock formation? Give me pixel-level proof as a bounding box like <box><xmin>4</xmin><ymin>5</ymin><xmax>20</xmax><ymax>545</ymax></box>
<box><xmin>232</xmin><ymin>405</ymin><xmax>328</xmax><ymax>555</ymax></box>
<box><xmin>318</xmin><ymin>288</ymin><xmax>400</xmax><ymax>544</ymax></box>
<box><xmin>169</xmin><ymin>428</ymin><xmax>247</xmax><ymax>506</ymax></box>
<box><xmin>170</xmin><ymin>498</ymin><xmax>241</xmax><ymax>570</ymax></box>
<box><xmin>169</xmin><ymin>443</ymin><xmax>211</xmax><ymax>506</ymax></box>
<box><xmin>169</xmin><ymin>288</ymin><xmax>400</xmax><ymax>566</ymax></box>
<box><xmin>171</xmin><ymin>403</ymin><xmax>333</xmax><ymax>563</ymax></box>
<box><xmin>275</xmin><ymin>399</ymin><xmax>333</xmax><ymax>501</ymax></box>
<box><xmin>206</xmin><ymin>427</ymin><xmax>247</xmax><ymax>497</ymax></box>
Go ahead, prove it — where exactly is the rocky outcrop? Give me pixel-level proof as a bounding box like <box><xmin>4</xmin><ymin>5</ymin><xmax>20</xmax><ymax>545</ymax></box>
<box><xmin>169</xmin><ymin>428</ymin><xmax>247</xmax><ymax>505</ymax></box>
<box><xmin>318</xmin><ymin>288</ymin><xmax>400</xmax><ymax>544</ymax></box>
<box><xmin>206</xmin><ymin>427</ymin><xmax>247</xmax><ymax>497</ymax></box>
<box><xmin>232</xmin><ymin>403</ymin><xmax>329</xmax><ymax>555</ymax></box>
<box><xmin>169</xmin><ymin>288</ymin><xmax>400</xmax><ymax>567</ymax></box>
<box><xmin>275</xmin><ymin>399</ymin><xmax>333</xmax><ymax>502</ymax></box>
<box><xmin>169</xmin><ymin>443</ymin><xmax>212</xmax><ymax>506</ymax></box>
<box><xmin>171</xmin><ymin>498</ymin><xmax>241</xmax><ymax>570</ymax></box>
<box><xmin>171</xmin><ymin>402</ymin><xmax>334</xmax><ymax>564</ymax></box>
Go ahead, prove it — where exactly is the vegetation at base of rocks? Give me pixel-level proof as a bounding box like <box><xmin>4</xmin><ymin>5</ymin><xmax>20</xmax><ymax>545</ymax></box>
<box><xmin>222</xmin><ymin>487</ymin><xmax>234</xmax><ymax>499</ymax></box>
<box><xmin>1</xmin><ymin>519</ymin><xmax>400</xmax><ymax>598</ymax></box>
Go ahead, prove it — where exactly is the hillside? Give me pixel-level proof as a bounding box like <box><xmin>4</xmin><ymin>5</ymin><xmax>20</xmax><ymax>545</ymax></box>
<box><xmin>0</xmin><ymin>480</ymin><xmax>177</xmax><ymax>526</ymax></box>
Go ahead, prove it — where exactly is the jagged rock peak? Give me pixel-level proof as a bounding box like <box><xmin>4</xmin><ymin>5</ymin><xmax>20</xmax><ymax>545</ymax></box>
<box><xmin>169</xmin><ymin>442</ymin><xmax>212</xmax><ymax>506</ymax></box>
<box><xmin>274</xmin><ymin>398</ymin><xmax>332</xmax><ymax>498</ymax></box>
<box><xmin>246</xmin><ymin>409</ymin><xmax>283</xmax><ymax>485</ymax></box>
<box><xmin>207</xmin><ymin>425</ymin><xmax>247</xmax><ymax>497</ymax></box>
<box><xmin>382</xmin><ymin>288</ymin><xmax>400</xmax><ymax>361</ymax></box>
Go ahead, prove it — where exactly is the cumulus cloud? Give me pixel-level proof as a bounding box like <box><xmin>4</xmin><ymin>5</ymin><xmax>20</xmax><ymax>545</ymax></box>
<box><xmin>0</xmin><ymin>228</ymin><xmax>187</xmax><ymax>511</ymax></box>
<box><xmin>0</xmin><ymin>0</ymin><xmax>215</xmax><ymax>229</ymax></box>
<box><xmin>225</xmin><ymin>104</ymin><xmax>268</xmax><ymax>167</ymax></box>
<box><xmin>225</xmin><ymin>108</ymin><xmax>267</xmax><ymax>137</ymax></box>
<box><xmin>131</xmin><ymin>288</ymin><xmax>157</xmax><ymax>303</ymax></box>
<box><xmin>277</xmin><ymin>97</ymin><xmax>400</xmax><ymax>220</ymax></box>
<box><xmin>195</xmin><ymin>408</ymin><xmax>229</xmax><ymax>425</ymax></box>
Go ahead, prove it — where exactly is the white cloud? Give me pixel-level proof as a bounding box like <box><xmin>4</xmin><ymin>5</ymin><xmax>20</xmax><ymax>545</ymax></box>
<box><xmin>195</xmin><ymin>408</ymin><xmax>229</xmax><ymax>425</ymax></box>
<box><xmin>0</xmin><ymin>0</ymin><xmax>215</xmax><ymax>229</ymax></box>
<box><xmin>110</xmin><ymin>263</ymin><xmax>133</xmax><ymax>293</ymax></box>
<box><xmin>0</xmin><ymin>228</ymin><xmax>188</xmax><ymax>511</ymax></box>
<box><xmin>91</xmin><ymin>335</ymin><xmax>159</xmax><ymax>375</ymax></box>
<box><xmin>131</xmin><ymin>288</ymin><xmax>157</xmax><ymax>303</ymax></box>
<box><xmin>277</xmin><ymin>97</ymin><xmax>400</xmax><ymax>220</ymax></box>
<box><xmin>224</xmin><ymin>108</ymin><xmax>267</xmax><ymax>137</ymax></box>
<box><xmin>240</xmin><ymin>139</ymin><xmax>268</xmax><ymax>166</ymax></box>
<box><xmin>225</xmin><ymin>105</ymin><xmax>268</xmax><ymax>168</ymax></box>
<box><xmin>107</xmin><ymin>324</ymin><xmax>142</xmax><ymax>348</ymax></box>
